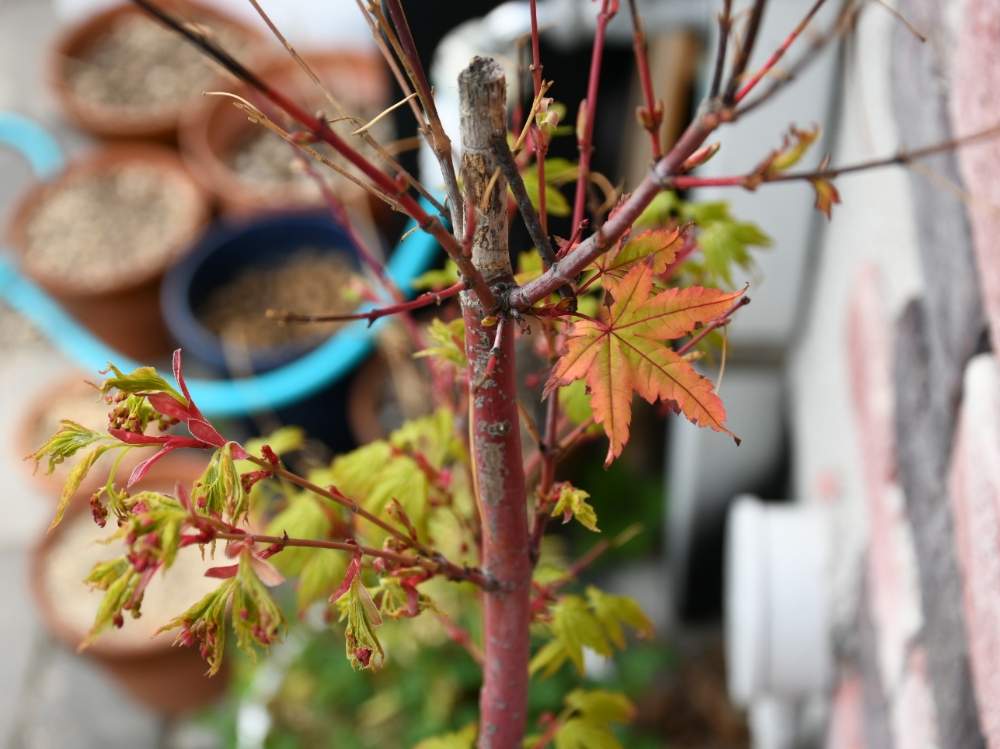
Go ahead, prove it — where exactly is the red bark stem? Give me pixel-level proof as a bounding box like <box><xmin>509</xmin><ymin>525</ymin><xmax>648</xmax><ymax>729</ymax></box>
<box><xmin>459</xmin><ymin>58</ymin><xmax>533</xmax><ymax>748</ymax></box>
<box><xmin>626</xmin><ymin>0</ymin><xmax>663</xmax><ymax>159</ymax></box>
<box><xmin>571</xmin><ymin>0</ymin><xmax>619</xmax><ymax>231</ymax></box>
<box><xmin>466</xmin><ymin>307</ymin><xmax>531</xmax><ymax>747</ymax></box>
<box><xmin>733</xmin><ymin>0</ymin><xmax>827</xmax><ymax>104</ymax></box>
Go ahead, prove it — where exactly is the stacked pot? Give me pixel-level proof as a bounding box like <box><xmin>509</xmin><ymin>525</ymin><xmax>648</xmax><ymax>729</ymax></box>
<box><xmin>9</xmin><ymin>1</ymin><xmax>394</xmax><ymax>716</ymax></box>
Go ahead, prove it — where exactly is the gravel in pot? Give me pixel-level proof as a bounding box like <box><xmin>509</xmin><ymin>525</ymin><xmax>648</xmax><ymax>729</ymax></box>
<box><xmin>51</xmin><ymin>2</ymin><xmax>264</xmax><ymax>140</ymax></box>
<box><xmin>161</xmin><ymin>213</ymin><xmax>369</xmax><ymax>452</ymax></box>
<box><xmin>7</xmin><ymin>145</ymin><xmax>210</xmax><ymax>359</ymax></box>
<box><xmin>22</xmin><ymin>163</ymin><xmax>202</xmax><ymax>293</ymax></box>
<box><xmin>197</xmin><ymin>247</ymin><xmax>359</xmax><ymax>352</ymax></box>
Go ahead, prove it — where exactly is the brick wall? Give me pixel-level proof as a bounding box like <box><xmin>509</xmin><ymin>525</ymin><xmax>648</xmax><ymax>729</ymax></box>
<box><xmin>792</xmin><ymin>1</ymin><xmax>1000</xmax><ymax>746</ymax></box>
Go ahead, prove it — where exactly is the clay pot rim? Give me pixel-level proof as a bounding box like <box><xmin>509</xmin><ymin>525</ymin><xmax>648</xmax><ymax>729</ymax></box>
<box><xmin>6</xmin><ymin>143</ymin><xmax>211</xmax><ymax>298</ymax></box>
<box><xmin>177</xmin><ymin>50</ymin><xmax>388</xmax><ymax>215</ymax></box>
<box><xmin>48</xmin><ymin>1</ymin><xmax>266</xmax><ymax>140</ymax></box>
<box><xmin>28</xmin><ymin>452</ymin><xmax>210</xmax><ymax>661</ymax></box>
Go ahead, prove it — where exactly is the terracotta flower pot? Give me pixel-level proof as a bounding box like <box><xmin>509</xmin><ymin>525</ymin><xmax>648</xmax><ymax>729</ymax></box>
<box><xmin>179</xmin><ymin>51</ymin><xmax>389</xmax><ymax>217</ymax></box>
<box><xmin>29</xmin><ymin>451</ymin><xmax>228</xmax><ymax>716</ymax></box>
<box><xmin>6</xmin><ymin>144</ymin><xmax>210</xmax><ymax>360</ymax></box>
<box><xmin>49</xmin><ymin>1</ymin><xmax>266</xmax><ymax>142</ymax></box>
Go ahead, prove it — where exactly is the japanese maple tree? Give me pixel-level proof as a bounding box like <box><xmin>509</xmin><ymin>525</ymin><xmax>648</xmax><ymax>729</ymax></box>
<box><xmin>32</xmin><ymin>1</ymin><xmax>1000</xmax><ymax>747</ymax></box>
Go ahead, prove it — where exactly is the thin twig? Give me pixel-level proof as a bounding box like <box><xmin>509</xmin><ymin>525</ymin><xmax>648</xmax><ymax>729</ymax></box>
<box><xmin>245</xmin><ymin>456</ymin><xmax>493</xmax><ymax>588</ymax></box>
<box><xmin>669</xmin><ymin>122</ymin><xmax>1000</xmax><ymax>190</ymax></box>
<box><xmin>205</xmin><ymin>91</ymin><xmax>403</xmax><ymax>211</ymax></box>
<box><xmin>531</xmin><ymin>525</ymin><xmax>643</xmax><ymax>613</ymax></box>
<box><xmin>435</xmin><ymin>611</ymin><xmax>484</xmax><ymax>664</ymax></box>
<box><xmin>735</xmin><ymin>1</ymin><xmax>860</xmax><ymax>117</ymax></box>
<box><xmin>511</xmin><ymin>113</ymin><xmax>718</xmax><ymax>308</ymax></box>
<box><xmin>571</xmin><ymin>0</ymin><xmax>619</xmax><ymax>231</ymax></box>
<box><xmin>129</xmin><ymin>0</ymin><xmax>495</xmax><ymax>308</ymax></box>
<box><xmin>354</xmin><ymin>0</ymin><xmax>426</xmax><ymax>128</ymax></box>
<box><xmin>528</xmin><ymin>0</ymin><xmax>548</xmax><ymax>235</ymax></box>
<box><xmin>722</xmin><ymin>0</ymin><xmax>767</xmax><ymax>104</ymax></box>
<box><xmin>490</xmin><ymin>134</ymin><xmax>559</xmax><ymax>269</ymax></box>
<box><xmin>379</xmin><ymin>0</ymin><xmax>465</xmax><ymax>236</ymax></box>
<box><xmin>626</xmin><ymin>0</ymin><xmax>663</xmax><ymax>159</ymax></box>
<box><xmin>353</xmin><ymin>92</ymin><xmax>419</xmax><ymax>135</ymax></box>
<box><xmin>216</xmin><ymin>530</ymin><xmax>418</xmax><ymax>566</ymax></box>
<box><xmin>676</xmin><ymin>296</ymin><xmax>750</xmax><ymax>355</ymax></box>
<box><xmin>871</xmin><ymin>0</ymin><xmax>926</xmax><ymax>42</ymax></box>
<box><xmin>267</xmin><ymin>282</ymin><xmax>464</xmax><ymax>324</ymax></box>
<box><xmin>245</xmin><ymin>0</ymin><xmax>446</xmax><ymax>215</ymax></box>
<box><xmin>286</xmin><ymin>142</ymin><xmax>429</xmax><ymax>348</ymax></box>
<box><xmin>733</xmin><ymin>0</ymin><xmax>827</xmax><ymax>104</ymax></box>
<box><xmin>709</xmin><ymin>0</ymin><xmax>734</xmax><ymax>100</ymax></box>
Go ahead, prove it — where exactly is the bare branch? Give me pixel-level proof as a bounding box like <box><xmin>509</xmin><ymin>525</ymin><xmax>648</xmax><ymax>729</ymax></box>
<box><xmin>626</xmin><ymin>0</ymin><xmax>663</xmax><ymax>158</ymax></box>
<box><xmin>266</xmin><ymin>282</ymin><xmax>464</xmax><ymax>325</ymax></box>
<box><xmin>709</xmin><ymin>0</ymin><xmax>734</xmax><ymax>100</ymax></box>
<box><xmin>733</xmin><ymin>0</ymin><xmax>828</xmax><ymax>104</ymax></box>
<box><xmin>129</xmin><ymin>0</ymin><xmax>496</xmax><ymax>308</ymax></box>
<box><xmin>490</xmin><ymin>133</ymin><xmax>559</xmax><ymax>270</ymax></box>
<box><xmin>669</xmin><ymin>122</ymin><xmax>1000</xmax><ymax>189</ymax></box>
<box><xmin>722</xmin><ymin>0</ymin><xmax>767</xmax><ymax>104</ymax></box>
<box><xmin>379</xmin><ymin>0</ymin><xmax>465</xmax><ymax>236</ymax></box>
<box><xmin>572</xmin><ymin>0</ymin><xmax>619</xmax><ymax>230</ymax></box>
<box><xmin>245</xmin><ymin>0</ymin><xmax>445</xmax><ymax>214</ymax></box>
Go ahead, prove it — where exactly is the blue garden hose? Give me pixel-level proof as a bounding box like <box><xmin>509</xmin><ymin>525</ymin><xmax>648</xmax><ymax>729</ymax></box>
<box><xmin>0</xmin><ymin>112</ymin><xmax>441</xmax><ymax>417</ymax></box>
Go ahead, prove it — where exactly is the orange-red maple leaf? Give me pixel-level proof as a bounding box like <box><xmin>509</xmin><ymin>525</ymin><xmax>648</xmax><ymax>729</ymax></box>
<box><xmin>547</xmin><ymin>264</ymin><xmax>743</xmax><ymax>465</ymax></box>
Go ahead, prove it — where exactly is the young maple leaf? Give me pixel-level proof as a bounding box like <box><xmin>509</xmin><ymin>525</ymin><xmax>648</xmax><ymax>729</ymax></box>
<box><xmin>593</xmin><ymin>226</ymin><xmax>682</xmax><ymax>279</ymax></box>
<box><xmin>547</xmin><ymin>264</ymin><xmax>743</xmax><ymax>465</ymax></box>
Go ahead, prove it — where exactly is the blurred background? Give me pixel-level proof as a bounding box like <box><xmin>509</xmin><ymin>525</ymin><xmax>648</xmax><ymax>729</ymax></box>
<box><xmin>0</xmin><ymin>0</ymin><xmax>996</xmax><ymax>747</ymax></box>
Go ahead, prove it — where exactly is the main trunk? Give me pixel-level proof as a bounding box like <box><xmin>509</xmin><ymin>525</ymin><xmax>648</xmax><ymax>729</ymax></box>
<box><xmin>458</xmin><ymin>58</ymin><xmax>532</xmax><ymax>748</ymax></box>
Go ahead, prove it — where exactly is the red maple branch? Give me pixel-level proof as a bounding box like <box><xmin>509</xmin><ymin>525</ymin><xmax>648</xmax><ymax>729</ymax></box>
<box><xmin>571</xmin><ymin>0</ymin><xmax>619</xmax><ymax>231</ymax></box>
<box><xmin>709</xmin><ymin>0</ymin><xmax>734</xmax><ymax>100</ymax></box>
<box><xmin>529</xmin><ymin>0</ymin><xmax>548</xmax><ymax>236</ymax></box>
<box><xmin>129</xmin><ymin>0</ymin><xmax>495</xmax><ymax>309</ymax></box>
<box><xmin>722</xmin><ymin>0</ymin><xmax>767</xmax><ymax>104</ymax></box>
<box><xmin>626</xmin><ymin>0</ymin><xmax>663</xmax><ymax>159</ymax></box>
<box><xmin>733</xmin><ymin>0</ymin><xmax>828</xmax><ymax>104</ymax></box>
<box><xmin>267</xmin><ymin>282</ymin><xmax>464</xmax><ymax>325</ymax></box>
<box><xmin>668</xmin><ymin>121</ymin><xmax>1000</xmax><ymax>190</ymax></box>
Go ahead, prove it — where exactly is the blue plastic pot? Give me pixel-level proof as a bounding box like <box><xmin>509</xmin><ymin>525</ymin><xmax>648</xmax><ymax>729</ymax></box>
<box><xmin>161</xmin><ymin>211</ymin><xmax>400</xmax><ymax>450</ymax></box>
<box><xmin>161</xmin><ymin>211</ymin><xmax>364</xmax><ymax>372</ymax></box>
